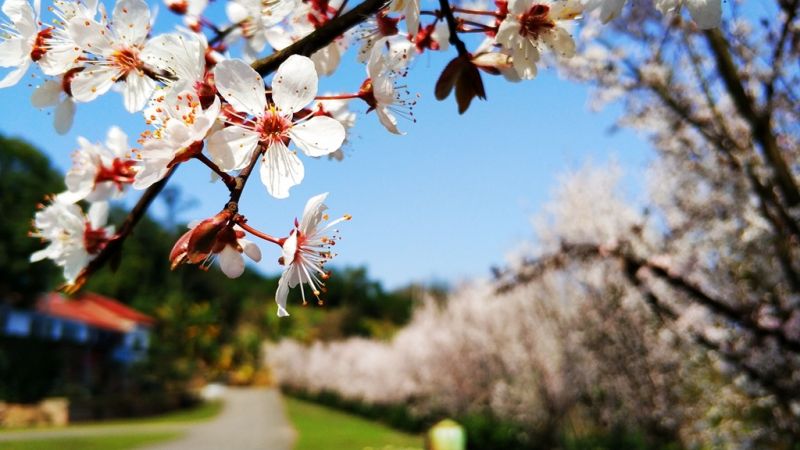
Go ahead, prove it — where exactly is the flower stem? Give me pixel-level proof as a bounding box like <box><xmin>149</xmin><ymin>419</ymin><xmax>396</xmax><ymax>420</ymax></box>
<box><xmin>315</xmin><ymin>93</ymin><xmax>360</xmax><ymax>100</ymax></box>
<box><xmin>235</xmin><ymin>217</ymin><xmax>283</xmax><ymax>245</ymax></box>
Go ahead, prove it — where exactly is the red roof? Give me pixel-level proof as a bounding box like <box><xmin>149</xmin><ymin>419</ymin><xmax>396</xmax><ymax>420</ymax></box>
<box><xmin>37</xmin><ymin>292</ymin><xmax>155</xmax><ymax>333</ymax></box>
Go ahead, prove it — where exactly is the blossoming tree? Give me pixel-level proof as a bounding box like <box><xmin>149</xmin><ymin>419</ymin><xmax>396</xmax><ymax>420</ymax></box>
<box><xmin>3</xmin><ymin>0</ymin><xmax>722</xmax><ymax>316</ymax></box>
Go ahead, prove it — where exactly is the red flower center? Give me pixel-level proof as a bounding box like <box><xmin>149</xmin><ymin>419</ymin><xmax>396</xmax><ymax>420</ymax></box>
<box><xmin>83</xmin><ymin>223</ymin><xmax>109</xmax><ymax>255</ymax></box>
<box><xmin>258</xmin><ymin>110</ymin><xmax>292</xmax><ymax>146</ymax></box>
<box><xmin>30</xmin><ymin>28</ymin><xmax>53</xmax><ymax>62</ymax></box>
<box><xmin>518</xmin><ymin>4</ymin><xmax>554</xmax><ymax>39</ymax></box>
<box><xmin>94</xmin><ymin>158</ymin><xmax>137</xmax><ymax>189</ymax></box>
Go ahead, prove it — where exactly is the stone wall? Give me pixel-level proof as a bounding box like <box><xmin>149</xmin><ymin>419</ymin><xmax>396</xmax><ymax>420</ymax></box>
<box><xmin>0</xmin><ymin>398</ymin><xmax>69</xmax><ymax>428</ymax></box>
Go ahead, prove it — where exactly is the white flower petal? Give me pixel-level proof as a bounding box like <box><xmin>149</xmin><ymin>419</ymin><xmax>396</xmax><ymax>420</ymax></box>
<box><xmin>214</xmin><ymin>59</ymin><xmax>266</xmax><ymax>116</ymax></box>
<box><xmin>206</xmin><ymin>126</ymin><xmax>260</xmax><ymax>171</ymax></box>
<box><xmin>105</xmin><ymin>126</ymin><xmax>129</xmax><ymax>156</ymax></box>
<box><xmin>112</xmin><ymin>0</ymin><xmax>151</xmax><ymax>46</ymax></box>
<box><xmin>70</xmin><ymin>65</ymin><xmax>120</xmax><ymax>103</ymax></box>
<box><xmin>219</xmin><ymin>245</ymin><xmax>245</xmax><ymax>278</ymax></box>
<box><xmin>272</xmin><ymin>54</ymin><xmax>317</xmax><ymax>114</ymax></box>
<box><xmin>376</xmin><ymin>106</ymin><xmax>402</xmax><ymax>135</ymax></box>
<box><xmin>289</xmin><ymin>115</ymin><xmax>345</xmax><ymax>157</ymax></box>
<box><xmin>54</xmin><ymin>99</ymin><xmax>76</xmax><ymax>135</ymax></box>
<box><xmin>87</xmin><ymin>201</ymin><xmax>109</xmax><ymax>229</ymax></box>
<box><xmin>68</xmin><ymin>17</ymin><xmax>113</xmax><ymax>54</ymax></box>
<box><xmin>300</xmin><ymin>193</ymin><xmax>328</xmax><ymax>233</ymax></box>
<box><xmin>31</xmin><ymin>80</ymin><xmax>62</xmax><ymax>107</ymax></box>
<box><xmin>240</xmin><ymin>238</ymin><xmax>262</xmax><ymax>262</ymax></box>
<box><xmin>0</xmin><ymin>59</ymin><xmax>30</xmax><ymax>88</ymax></box>
<box><xmin>0</xmin><ymin>37</ymin><xmax>28</xmax><ymax>67</ymax></box>
<box><xmin>260</xmin><ymin>141</ymin><xmax>304</xmax><ymax>199</ymax></box>
<box><xmin>275</xmin><ymin>273</ymin><xmax>291</xmax><ymax>317</ymax></box>
<box><xmin>310</xmin><ymin>43</ymin><xmax>340</xmax><ymax>77</ymax></box>
<box><xmin>122</xmin><ymin>71</ymin><xmax>157</xmax><ymax>112</ymax></box>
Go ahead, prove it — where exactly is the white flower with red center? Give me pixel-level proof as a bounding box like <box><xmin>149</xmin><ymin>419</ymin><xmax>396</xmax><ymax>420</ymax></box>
<box><xmin>275</xmin><ymin>192</ymin><xmax>350</xmax><ymax>317</ymax></box>
<box><xmin>207</xmin><ymin>56</ymin><xmax>346</xmax><ymax>199</ymax></box>
<box><xmin>169</xmin><ymin>211</ymin><xmax>262</xmax><ymax>278</ymax></box>
<box><xmin>37</xmin><ymin>0</ymin><xmax>101</xmax><ymax>77</ymax></box>
<box><xmin>31</xmin><ymin>75</ymin><xmax>77</xmax><ymax>134</ymax></box>
<box><xmin>356</xmin><ymin>75</ymin><xmax>407</xmax><ymax>135</ymax></box>
<box><xmin>495</xmin><ymin>0</ymin><xmax>582</xmax><ymax>80</ymax></box>
<box><xmin>30</xmin><ymin>200</ymin><xmax>113</xmax><ymax>283</ymax></box>
<box><xmin>67</xmin><ymin>0</ymin><xmax>159</xmax><ymax>112</ymax></box>
<box><xmin>0</xmin><ymin>0</ymin><xmax>42</xmax><ymax>88</ymax></box>
<box><xmin>134</xmin><ymin>90</ymin><xmax>221</xmax><ymax>189</ymax></box>
<box><xmin>60</xmin><ymin>126</ymin><xmax>137</xmax><ymax>203</ymax></box>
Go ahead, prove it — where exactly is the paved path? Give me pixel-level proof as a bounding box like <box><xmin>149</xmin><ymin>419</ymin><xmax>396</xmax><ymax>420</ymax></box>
<box><xmin>0</xmin><ymin>387</ymin><xmax>295</xmax><ymax>450</ymax></box>
<box><xmin>142</xmin><ymin>387</ymin><xmax>295</xmax><ymax>450</ymax></box>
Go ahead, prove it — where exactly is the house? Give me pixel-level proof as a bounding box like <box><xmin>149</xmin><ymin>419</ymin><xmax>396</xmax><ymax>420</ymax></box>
<box><xmin>1</xmin><ymin>292</ymin><xmax>154</xmax><ymax>365</ymax></box>
<box><xmin>0</xmin><ymin>292</ymin><xmax>156</xmax><ymax>424</ymax></box>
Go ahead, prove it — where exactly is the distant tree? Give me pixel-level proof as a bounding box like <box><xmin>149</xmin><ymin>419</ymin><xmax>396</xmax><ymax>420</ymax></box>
<box><xmin>0</xmin><ymin>136</ymin><xmax>63</xmax><ymax>305</ymax></box>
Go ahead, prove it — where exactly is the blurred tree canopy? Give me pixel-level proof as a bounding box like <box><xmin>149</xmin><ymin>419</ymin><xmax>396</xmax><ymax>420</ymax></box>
<box><xmin>0</xmin><ymin>135</ymin><xmax>64</xmax><ymax>306</ymax></box>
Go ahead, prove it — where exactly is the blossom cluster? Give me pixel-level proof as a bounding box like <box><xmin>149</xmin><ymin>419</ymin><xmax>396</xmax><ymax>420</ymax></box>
<box><xmin>7</xmin><ymin>0</ymin><xmax>722</xmax><ymax>315</ymax></box>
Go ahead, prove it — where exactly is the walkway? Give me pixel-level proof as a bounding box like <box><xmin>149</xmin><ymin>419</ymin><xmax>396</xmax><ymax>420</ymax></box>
<box><xmin>0</xmin><ymin>387</ymin><xmax>295</xmax><ymax>450</ymax></box>
<box><xmin>143</xmin><ymin>387</ymin><xmax>295</xmax><ymax>450</ymax></box>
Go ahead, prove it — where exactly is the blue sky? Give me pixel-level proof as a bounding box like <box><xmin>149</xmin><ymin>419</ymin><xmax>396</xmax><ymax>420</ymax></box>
<box><xmin>0</xmin><ymin>1</ymin><xmax>652</xmax><ymax>288</ymax></box>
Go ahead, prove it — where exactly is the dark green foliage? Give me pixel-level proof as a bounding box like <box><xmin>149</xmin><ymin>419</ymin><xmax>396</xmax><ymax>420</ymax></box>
<box><xmin>0</xmin><ymin>135</ymin><xmax>64</xmax><ymax>305</ymax></box>
<box><xmin>0</xmin><ymin>337</ymin><xmax>63</xmax><ymax>402</ymax></box>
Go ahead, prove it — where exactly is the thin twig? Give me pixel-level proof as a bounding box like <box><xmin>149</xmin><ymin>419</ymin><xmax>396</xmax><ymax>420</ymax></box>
<box><xmin>195</xmin><ymin>153</ymin><xmax>236</xmax><ymax>190</ymax></box>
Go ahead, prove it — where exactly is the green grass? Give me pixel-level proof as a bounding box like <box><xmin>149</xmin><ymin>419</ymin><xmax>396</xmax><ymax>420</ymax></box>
<box><xmin>0</xmin><ymin>431</ymin><xmax>182</xmax><ymax>450</ymax></box>
<box><xmin>121</xmin><ymin>400</ymin><xmax>224</xmax><ymax>424</ymax></box>
<box><xmin>285</xmin><ymin>397</ymin><xmax>423</xmax><ymax>450</ymax></box>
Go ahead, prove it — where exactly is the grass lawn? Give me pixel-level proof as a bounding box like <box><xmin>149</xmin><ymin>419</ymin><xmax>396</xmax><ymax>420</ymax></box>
<box><xmin>285</xmin><ymin>397</ymin><xmax>423</xmax><ymax>450</ymax></box>
<box><xmin>0</xmin><ymin>400</ymin><xmax>224</xmax><ymax>450</ymax></box>
<box><xmin>0</xmin><ymin>431</ymin><xmax>182</xmax><ymax>450</ymax></box>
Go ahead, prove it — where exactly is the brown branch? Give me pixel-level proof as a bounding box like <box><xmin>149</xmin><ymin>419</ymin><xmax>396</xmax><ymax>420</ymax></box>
<box><xmin>439</xmin><ymin>0</ymin><xmax>470</xmax><ymax>57</ymax></box>
<box><xmin>63</xmin><ymin>167</ymin><xmax>178</xmax><ymax>294</ymax></box>
<box><xmin>704</xmin><ymin>29</ymin><xmax>800</xmax><ymax>206</ymax></box>
<box><xmin>499</xmin><ymin>241</ymin><xmax>800</xmax><ymax>354</ymax></box>
<box><xmin>251</xmin><ymin>0</ymin><xmax>388</xmax><ymax>76</ymax></box>
<box><xmin>224</xmin><ymin>143</ymin><xmax>264</xmax><ymax>213</ymax></box>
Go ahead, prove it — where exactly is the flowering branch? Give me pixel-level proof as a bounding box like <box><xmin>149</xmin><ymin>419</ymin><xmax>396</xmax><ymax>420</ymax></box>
<box><xmin>63</xmin><ymin>166</ymin><xmax>178</xmax><ymax>294</ymax></box>
<box><xmin>498</xmin><ymin>241</ymin><xmax>800</xmax><ymax>354</ymax></box>
<box><xmin>251</xmin><ymin>0</ymin><xmax>389</xmax><ymax>76</ymax></box>
<box><xmin>704</xmin><ymin>29</ymin><xmax>800</xmax><ymax>207</ymax></box>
